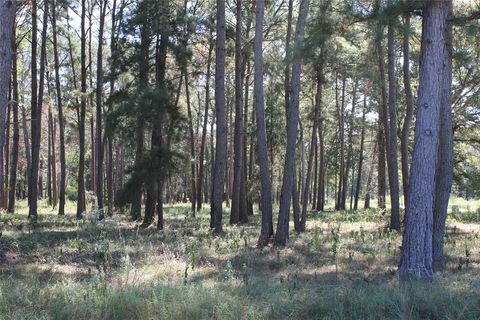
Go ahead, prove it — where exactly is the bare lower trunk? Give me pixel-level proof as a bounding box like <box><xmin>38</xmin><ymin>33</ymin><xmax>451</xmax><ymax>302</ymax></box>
<box><xmin>300</xmin><ymin>76</ymin><xmax>322</xmax><ymax>231</ymax></box>
<box><xmin>275</xmin><ymin>0</ymin><xmax>310</xmax><ymax>247</ymax></box>
<box><xmin>432</xmin><ymin>1</ymin><xmax>453</xmax><ymax>269</ymax></box>
<box><xmin>401</xmin><ymin>13</ymin><xmax>414</xmax><ymax>208</ymax></box>
<box><xmin>398</xmin><ymin>0</ymin><xmax>451</xmax><ymax>280</ymax></box>
<box><xmin>210</xmin><ymin>0</ymin><xmax>227</xmax><ymax>234</ymax></box>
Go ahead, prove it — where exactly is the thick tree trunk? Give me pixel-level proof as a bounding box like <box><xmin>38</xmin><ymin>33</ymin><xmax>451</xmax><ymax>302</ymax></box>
<box><xmin>210</xmin><ymin>0</ymin><xmax>227</xmax><ymax>234</ymax></box>
<box><xmin>398</xmin><ymin>0</ymin><xmax>451</xmax><ymax>280</ymax></box>
<box><xmin>432</xmin><ymin>1</ymin><xmax>453</xmax><ymax>269</ymax></box>
<box><xmin>401</xmin><ymin>13</ymin><xmax>414</xmax><ymax>208</ymax></box>
<box><xmin>254</xmin><ymin>0</ymin><xmax>275</xmax><ymax>239</ymax></box>
<box><xmin>275</xmin><ymin>0</ymin><xmax>310</xmax><ymax>247</ymax></box>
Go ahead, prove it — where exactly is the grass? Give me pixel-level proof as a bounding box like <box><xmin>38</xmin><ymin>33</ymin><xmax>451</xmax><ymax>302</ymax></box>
<box><xmin>0</xmin><ymin>198</ymin><xmax>479</xmax><ymax>319</ymax></box>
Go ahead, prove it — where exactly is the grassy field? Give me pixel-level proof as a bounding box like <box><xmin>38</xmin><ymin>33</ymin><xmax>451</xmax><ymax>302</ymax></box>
<box><xmin>0</xmin><ymin>198</ymin><xmax>479</xmax><ymax>319</ymax></box>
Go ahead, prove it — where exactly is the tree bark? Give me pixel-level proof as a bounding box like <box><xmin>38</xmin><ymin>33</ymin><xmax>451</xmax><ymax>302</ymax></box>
<box><xmin>210</xmin><ymin>0</ymin><xmax>227</xmax><ymax>234</ymax></box>
<box><xmin>300</xmin><ymin>76</ymin><xmax>322</xmax><ymax>231</ymax></box>
<box><xmin>432</xmin><ymin>0</ymin><xmax>453</xmax><ymax>269</ymax></box>
<box><xmin>184</xmin><ymin>71</ymin><xmax>197</xmax><ymax>215</ymax></box>
<box><xmin>51</xmin><ymin>0</ymin><xmax>67</xmax><ymax>215</ymax></box>
<box><xmin>77</xmin><ymin>0</ymin><xmax>87</xmax><ymax>218</ymax></box>
<box><xmin>0</xmin><ymin>0</ymin><xmax>15</xmax><ymax>211</ymax></box>
<box><xmin>386</xmin><ymin>19</ymin><xmax>401</xmax><ymax>230</ymax></box>
<box><xmin>364</xmin><ymin>140</ymin><xmax>377</xmax><ymax>209</ymax></box>
<box><xmin>275</xmin><ymin>0</ymin><xmax>310</xmax><ymax>247</ymax></box>
<box><xmin>8</xmin><ymin>19</ymin><xmax>18</xmax><ymax>213</ymax></box>
<box><xmin>231</xmin><ymin>0</ymin><xmax>247</xmax><ymax>225</ymax></box>
<box><xmin>95</xmin><ymin>0</ymin><xmax>107</xmax><ymax>219</ymax></box>
<box><xmin>401</xmin><ymin>13</ymin><xmax>414</xmax><ymax>208</ymax></box>
<box><xmin>354</xmin><ymin>95</ymin><xmax>367</xmax><ymax>210</ymax></box>
<box><xmin>28</xmin><ymin>0</ymin><xmax>48</xmax><ymax>218</ymax></box>
<box><xmin>197</xmin><ymin>28</ymin><xmax>213</xmax><ymax>212</ymax></box>
<box><xmin>398</xmin><ymin>0</ymin><xmax>451</xmax><ymax>280</ymax></box>
<box><xmin>255</xmin><ymin>0</ymin><xmax>274</xmax><ymax>246</ymax></box>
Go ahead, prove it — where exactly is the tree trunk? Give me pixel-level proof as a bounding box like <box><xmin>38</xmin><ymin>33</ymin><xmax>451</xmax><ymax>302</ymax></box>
<box><xmin>8</xmin><ymin>19</ymin><xmax>18</xmax><ymax>213</ymax></box>
<box><xmin>335</xmin><ymin>75</ymin><xmax>345</xmax><ymax>210</ymax></box>
<box><xmin>255</xmin><ymin>0</ymin><xmax>274</xmax><ymax>245</ymax></box>
<box><xmin>0</xmin><ymin>0</ymin><xmax>15</xmax><ymax>211</ymax></box>
<box><xmin>28</xmin><ymin>0</ymin><xmax>48</xmax><ymax>218</ymax></box>
<box><xmin>401</xmin><ymin>13</ymin><xmax>414</xmax><ymax>208</ymax></box>
<box><xmin>398</xmin><ymin>0</ymin><xmax>451</xmax><ymax>280</ymax></box>
<box><xmin>51</xmin><ymin>0</ymin><xmax>67</xmax><ymax>215</ymax></box>
<box><xmin>386</xmin><ymin>19</ymin><xmax>401</xmax><ymax>230</ymax></box>
<box><xmin>95</xmin><ymin>0</ymin><xmax>107</xmax><ymax>219</ymax></box>
<box><xmin>197</xmin><ymin>29</ymin><xmax>213</xmax><ymax>212</ymax></box>
<box><xmin>210</xmin><ymin>0</ymin><xmax>227</xmax><ymax>234</ymax></box>
<box><xmin>364</xmin><ymin>140</ymin><xmax>377</xmax><ymax>209</ymax></box>
<box><xmin>77</xmin><ymin>0</ymin><xmax>87</xmax><ymax>218</ymax></box>
<box><xmin>354</xmin><ymin>95</ymin><xmax>367</xmax><ymax>210</ymax></box>
<box><xmin>432</xmin><ymin>0</ymin><xmax>453</xmax><ymax>269</ymax></box>
<box><xmin>300</xmin><ymin>76</ymin><xmax>322</xmax><ymax>231</ymax></box>
<box><xmin>342</xmin><ymin>79</ymin><xmax>358</xmax><ymax>210</ymax></box>
<box><xmin>230</xmin><ymin>0</ymin><xmax>247</xmax><ymax>225</ymax></box>
<box><xmin>184</xmin><ymin>71</ymin><xmax>197</xmax><ymax>215</ymax></box>
<box><xmin>377</xmin><ymin>125</ymin><xmax>386</xmax><ymax>210</ymax></box>
<box><xmin>275</xmin><ymin>0</ymin><xmax>310</xmax><ymax>247</ymax></box>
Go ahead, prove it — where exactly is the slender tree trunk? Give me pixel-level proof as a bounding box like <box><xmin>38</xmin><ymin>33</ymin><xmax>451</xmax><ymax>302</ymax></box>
<box><xmin>316</xmin><ymin>81</ymin><xmax>326</xmax><ymax>212</ymax></box>
<box><xmin>354</xmin><ymin>95</ymin><xmax>367</xmax><ymax>210</ymax></box>
<box><xmin>255</xmin><ymin>0</ymin><xmax>274</xmax><ymax>245</ymax></box>
<box><xmin>184</xmin><ymin>71</ymin><xmax>197</xmax><ymax>215</ymax></box>
<box><xmin>231</xmin><ymin>0</ymin><xmax>247</xmax><ymax>225</ymax></box>
<box><xmin>4</xmin><ymin>94</ymin><xmax>10</xmax><ymax>209</ymax></box>
<box><xmin>210</xmin><ymin>0</ymin><xmax>227</xmax><ymax>234</ymax></box>
<box><xmin>8</xmin><ymin>20</ymin><xmax>18</xmax><ymax>213</ymax></box>
<box><xmin>0</xmin><ymin>0</ymin><xmax>15</xmax><ymax>211</ymax></box>
<box><xmin>336</xmin><ymin>75</ymin><xmax>345</xmax><ymax>210</ymax></box>
<box><xmin>364</xmin><ymin>140</ymin><xmax>377</xmax><ymax>209</ymax></box>
<box><xmin>197</xmin><ymin>29</ymin><xmax>213</xmax><ymax>212</ymax></box>
<box><xmin>51</xmin><ymin>0</ymin><xmax>66</xmax><ymax>215</ymax></box>
<box><xmin>275</xmin><ymin>0</ymin><xmax>310</xmax><ymax>247</ymax></box>
<box><xmin>29</xmin><ymin>0</ymin><xmax>48</xmax><ymax>218</ymax></box>
<box><xmin>95</xmin><ymin>0</ymin><xmax>107</xmax><ymax>219</ymax></box>
<box><xmin>300</xmin><ymin>76</ymin><xmax>322</xmax><ymax>231</ymax></box>
<box><xmin>398</xmin><ymin>0</ymin><xmax>451</xmax><ymax>280</ymax></box>
<box><xmin>21</xmin><ymin>106</ymin><xmax>30</xmax><ymax>178</ymax></box>
<box><xmin>377</xmin><ymin>125</ymin><xmax>386</xmax><ymax>209</ymax></box>
<box><xmin>401</xmin><ymin>13</ymin><xmax>414</xmax><ymax>208</ymax></box>
<box><xmin>77</xmin><ymin>0</ymin><xmax>87</xmax><ymax>218</ymax></box>
<box><xmin>342</xmin><ymin>80</ymin><xmax>357</xmax><ymax>210</ymax></box>
<box><xmin>386</xmin><ymin>19</ymin><xmax>401</xmax><ymax>230</ymax></box>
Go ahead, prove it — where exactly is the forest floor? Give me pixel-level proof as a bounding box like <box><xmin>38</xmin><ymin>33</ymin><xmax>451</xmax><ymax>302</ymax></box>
<box><xmin>0</xmin><ymin>198</ymin><xmax>479</xmax><ymax>319</ymax></box>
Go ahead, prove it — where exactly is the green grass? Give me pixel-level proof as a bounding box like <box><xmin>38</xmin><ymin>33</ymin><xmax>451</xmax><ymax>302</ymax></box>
<box><xmin>0</xmin><ymin>199</ymin><xmax>479</xmax><ymax>319</ymax></box>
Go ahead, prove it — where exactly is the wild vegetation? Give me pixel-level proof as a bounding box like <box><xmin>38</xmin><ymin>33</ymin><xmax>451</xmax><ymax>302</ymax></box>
<box><xmin>0</xmin><ymin>0</ymin><xmax>480</xmax><ymax>318</ymax></box>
